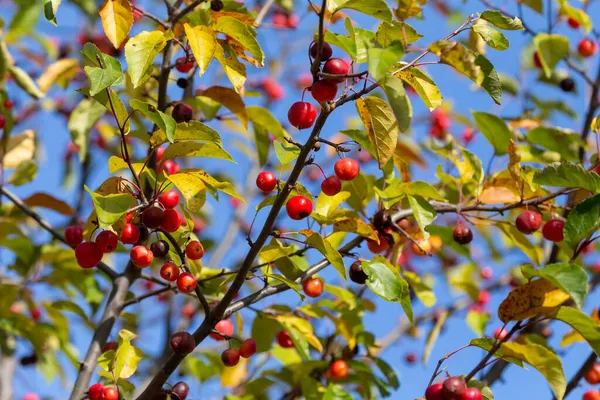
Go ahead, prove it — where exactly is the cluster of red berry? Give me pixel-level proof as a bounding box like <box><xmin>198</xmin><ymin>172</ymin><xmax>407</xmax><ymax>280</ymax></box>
<box><xmin>584</xmin><ymin>362</ymin><xmax>600</xmax><ymax>399</ymax></box>
<box><xmin>425</xmin><ymin>376</ymin><xmax>482</xmax><ymax>400</ymax></box>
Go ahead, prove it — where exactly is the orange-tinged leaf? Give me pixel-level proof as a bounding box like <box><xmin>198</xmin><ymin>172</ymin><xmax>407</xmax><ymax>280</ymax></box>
<box><xmin>333</xmin><ymin>218</ymin><xmax>378</xmax><ymax>240</ymax></box>
<box><xmin>479</xmin><ymin>180</ymin><xmax>521</xmax><ymax>204</ymax></box>
<box><xmin>199</xmin><ymin>86</ymin><xmax>248</xmax><ymax>128</ymax></box>
<box><xmin>37</xmin><ymin>58</ymin><xmax>80</xmax><ymax>93</ymax></box>
<box><xmin>99</xmin><ymin>0</ymin><xmax>134</xmax><ymax>49</ymax></box>
<box><xmin>184</xmin><ymin>23</ymin><xmax>217</xmax><ymax>77</ymax></box>
<box><xmin>22</xmin><ymin>193</ymin><xmax>75</xmax><ymax>215</ymax></box>
<box><xmin>213</xmin><ymin>11</ymin><xmax>256</xmax><ymax>26</ymax></box>
<box><xmin>356</xmin><ymin>96</ymin><xmax>398</xmax><ymax>169</ymax></box>
<box><xmin>1</xmin><ymin>130</ymin><xmax>35</xmax><ymax>168</ymax></box>
<box><xmin>498</xmin><ymin>279</ymin><xmax>570</xmax><ymax>323</ymax></box>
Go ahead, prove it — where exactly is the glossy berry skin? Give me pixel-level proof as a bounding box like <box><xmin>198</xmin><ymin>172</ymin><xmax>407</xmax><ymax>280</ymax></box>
<box><xmin>175</xmin><ymin>57</ymin><xmax>194</xmax><ymax>73</ymax></box>
<box><xmin>286</xmin><ymin>195</ymin><xmax>313</xmax><ymax>220</ymax></box>
<box><xmin>161</xmin><ymin>160</ymin><xmax>181</xmax><ymax>175</ymax></box>
<box><xmin>65</xmin><ymin>225</ymin><xmax>83</xmax><ymax>248</ymax></box>
<box><xmin>3</xmin><ymin>99</ymin><xmax>13</xmax><ymax>109</ymax></box>
<box><xmin>585</xmin><ymin>363</ymin><xmax>600</xmax><ymax>384</ymax></box>
<box><xmin>542</xmin><ymin>219</ymin><xmax>565</xmax><ymax>242</ymax></box>
<box><xmin>329</xmin><ymin>360</ymin><xmax>349</xmax><ymax>379</ymax></box>
<box><xmin>311</xmin><ymin>80</ymin><xmax>338</xmax><ymax>102</ymax></box>
<box><xmin>260</xmin><ymin>77</ymin><xmax>284</xmax><ymax>100</ymax></box>
<box><xmin>321</xmin><ymin>176</ymin><xmax>342</xmax><ymax>196</ymax></box>
<box><xmin>322</xmin><ymin>58</ymin><xmax>350</xmax><ymax>84</ymax></box>
<box><xmin>276</xmin><ymin>330</ymin><xmax>294</xmax><ymax>348</ymax></box>
<box><xmin>137</xmin><ymin>225</ymin><xmax>150</xmax><ymax>244</ymax></box>
<box><xmin>88</xmin><ymin>383</ymin><xmax>104</xmax><ymax>400</ymax></box>
<box><xmin>349</xmin><ymin>261</ymin><xmax>368</xmax><ymax>284</ymax></box>
<box><xmin>120</xmin><ymin>223</ymin><xmax>140</xmax><ymax>244</ymax></box>
<box><xmin>578</xmin><ymin>38</ymin><xmax>598</xmax><ymax>58</ymax></box>
<box><xmin>170</xmin><ymin>331</ymin><xmax>195</xmax><ymax>354</ymax></box>
<box><xmin>453</xmin><ymin>225</ymin><xmax>473</xmax><ymax>245</ymax></box>
<box><xmin>103</xmin><ymin>341</ymin><xmax>117</xmax><ymax>352</ymax></box>
<box><xmin>367</xmin><ymin>232</ymin><xmax>389</xmax><ymax>254</ymax></box>
<box><xmin>161</xmin><ymin>209</ymin><xmax>182</xmax><ymax>232</ymax></box>
<box><xmin>515</xmin><ymin>210</ymin><xmax>542</xmax><ymax>234</ymax></box>
<box><xmin>302</xmin><ymin>278</ymin><xmax>323</xmax><ymax>298</ymax></box>
<box><xmin>334</xmin><ymin>158</ymin><xmax>360</xmax><ymax>181</ymax></box>
<box><xmin>0</xmin><ymin>115</ymin><xmax>5</xmax><ymax>130</ymax></box>
<box><xmin>185</xmin><ymin>240</ymin><xmax>204</xmax><ymax>260</ymax></box>
<box><xmin>150</xmin><ymin>240</ymin><xmax>170</xmax><ymax>257</ymax></box>
<box><xmin>158</xmin><ymin>189</ymin><xmax>180</xmax><ymax>209</ymax></box>
<box><xmin>96</xmin><ymin>230</ymin><xmax>118</xmax><ymax>253</ymax></box>
<box><xmin>560</xmin><ymin>78</ymin><xmax>575</xmax><ymax>92</ymax></box>
<box><xmin>102</xmin><ymin>387</ymin><xmax>119</xmax><ymax>400</ymax></box>
<box><xmin>584</xmin><ymin>390</ymin><xmax>600</xmax><ymax>400</ymax></box>
<box><xmin>256</xmin><ymin>171</ymin><xmax>277</xmax><ymax>192</ymax></box>
<box><xmin>567</xmin><ymin>17</ymin><xmax>580</xmax><ymax>29</ymax></box>
<box><xmin>425</xmin><ymin>383</ymin><xmax>443</xmax><ymax>400</ymax></box>
<box><xmin>210</xmin><ymin>319</ymin><xmax>234</xmax><ymax>340</ymax></box>
<box><xmin>494</xmin><ymin>327</ymin><xmax>508</xmax><ymax>341</ymax></box>
<box><xmin>177</xmin><ymin>272</ymin><xmax>197</xmax><ymax>293</ymax></box>
<box><xmin>142</xmin><ymin>207</ymin><xmax>165</xmax><ymax>229</ymax></box>
<box><xmin>221</xmin><ymin>348</ymin><xmax>240</xmax><ymax>367</ymax></box>
<box><xmin>288</xmin><ymin>101</ymin><xmax>317</xmax><ymax>129</ymax></box>
<box><xmin>171</xmin><ymin>382</ymin><xmax>189</xmax><ymax>400</ymax></box>
<box><xmin>462</xmin><ymin>387</ymin><xmax>483</xmax><ymax>400</ymax></box>
<box><xmin>442</xmin><ymin>377</ymin><xmax>467</xmax><ymax>400</ymax></box>
<box><xmin>160</xmin><ymin>262</ymin><xmax>179</xmax><ymax>281</ymax></box>
<box><xmin>310</xmin><ymin>42</ymin><xmax>333</xmax><ymax>60</ymax></box>
<box><xmin>172</xmin><ymin>103</ymin><xmax>193</xmax><ymax>123</ymax></box>
<box><xmin>130</xmin><ymin>245</ymin><xmax>154</xmax><ymax>268</ymax></box>
<box><xmin>239</xmin><ymin>338</ymin><xmax>257</xmax><ymax>358</ymax></box>
<box><xmin>75</xmin><ymin>242</ymin><xmax>103</xmax><ymax>268</ymax></box>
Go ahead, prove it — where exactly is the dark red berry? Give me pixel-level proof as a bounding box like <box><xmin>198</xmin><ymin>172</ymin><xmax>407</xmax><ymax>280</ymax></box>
<box><xmin>172</xmin><ymin>382</ymin><xmax>189</xmax><ymax>400</ymax></box>
<box><xmin>96</xmin><ymin>230</ymin><xmax>118</xmax><ymax>253</ymax></box>
<box><xmin>515</xmin><ymin>210</ymin><xmax>542</xmax><ymax>234</ymax></box>
<box><xmin>322</xmin><ymin>58</ymin><xmax>350</xmax><ymax>84</ymax></box>
<box><xmin>239</xmin><ymin>338</ymin><xmax>257</xmax><ymax>358</ymax></box>
<box><xmin>442</xmin><ymin>377</ymin><xmax>467</xmax><ymax>400</ymax></box>
<box><xmin>75</xmin><ymin>242</ymin><xmax>103</xmax><ymax>268</ymax></box>
<box><xmin>142</xmin><ymin>207</ymin><xmax>165</xmax><ymax>229</ymax></box>
<box><xmin>321</xmin><ymin>175</ymin><xmax>342</xmax><ymax>196</ymax></box>
<box><xmin>288</xmin><ymin>101</ymin><xmax>317</xmax><ymax>129</ymax></box>
<box><xmin>276</xmin><ymin>330</ymin><xmax>294</xmax><ymax>347</ymax></box>
<box><xmin>161</xmin><ymin>209</ymin><xmax>182</xmax><ymax>232</ymax></box>
<box><xmin>349</xmin><ymin>261</ymin><xmax>368</xmax><ymax>284</ymax></box>
<box><xmin>175</xmin><ymin>57</ymin><xmax>194</xmax><ymax>73</ymax></box>
<box><xmin>425</xmin><ymin>383</ymin><xmax>443</xmax><ymax>400</ymax></box>
<box><xmin>150</xmin><ymin>240</ymin><xmax>170</xmax><ymax>257</ymax></box>
<box><xmin>170</xmin><ymin>331</ymin><xmax>195</xmax><ymax>354</ymax></box>
<box><xmin>452</xmin><ymin>225</ymin><xmax>473</xmax><ymax>244</ymax></box>
<box><xmin>172</xmin><ymin>103</ymin><xmax>193</xmax><ymax>123</ymax></box>
<box><xmin>311</xmin><ymin>80</ymin><xmax>337</xmax><ymax>102</ymax></box>
<box><xmin>120</xmin><ymin>223</ymin><xmax>140</xmax><ymax>244</ymax></box>
<box><xmin>65</xmin><ymin>225</ymin><xmax>83</xmax><ymax>248</ymax></box>
<box><xmin>256</xmin><ymin>171</ymin><xmax>277</xmax><ymax>192</ymax></box>
<box><xmin>310</xmin><ymin>42</ymin><xmax>333</xmax><ymax>60</ymax></box>
<box><xmin>542</xmin><ymin>219</ymin><xmax>564</xmax><ymax>242</ymax></box>
<box><xmin>221</xmin><ymin>348</ymin><xmax>240</xmax><ymax>367</ymax></box>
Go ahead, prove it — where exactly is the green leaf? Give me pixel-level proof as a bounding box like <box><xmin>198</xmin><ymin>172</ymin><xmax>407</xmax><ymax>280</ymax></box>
<box><xmin>558</xmin><ymin>0</ymin><xmax>592</xmax><ymax>33</ymax></box>
<box><xmin>466</xmin><ymin>310</ymin><xmax>490</xmax><ymax>336</ymax></box>
<box><xmin>340</xmin><ymin>129</ymin><xmax>376</xmax><ymax>157</ymax></box>
<box><xmin>532</xmin><ymin>263</ymin><xmax>587</xmax><ymax>309</ymax></box>
<box><xmin>8</xmin><ymin>66</ymin><xmax>44</xmax><ymax>99</ymax></box>
<box><xmin>274</xmin><ymin>140</ymin><xmax>300</xmax><ymax>165</ymax></box>
<box><xmin>526</xmin><ymin>127</ymin><xmax>581</xmax><ymax>162</ymax></box>
<box><xmin>371</xmin><ymin>357</ymin><xmax>400</xmax><ymax>389</ymax></box>
<box><xmin>85</xmin><ymin>185</ymin><xmax>133</xmax><ymax>228</ymax></box>
<box><xmin>499</xmin><ymin>342</ymin><xmax>566</xmax><ymax>399</ymax></box>
<box><xmin>162</xmin><ymin>142</ymin><xmax>235</xmax><ymax>163</ymax></box>
<box><xmin>125</xmin><ymin>30</ymin><xmax>173</xmax><ymax>88</ymax></box>
<box><xmin>564</xmin><ymin>194</ymin><xmax>600</xmax><ymax>247</ymax></box>
<box><xmin>212</xmin><ymin>16</ymin><xmax>264</xmax><ymax>67</ymax></box>
<box><xmin>200</xmin><ymin>86</ymin><xmax>248</xmax><ymax>128</ymax></box>
<box><xmin>407</xmin><ymin>195</ymin><xmax>437</xmax><ymax>240</ymax></box>
<box><xmin>8</xmin><ymin>160</ymin><xmax>37</xmax><ymax>186</ymax></box>
<box><xmin>472</xmin><ymin>111</ymin><xmax>512</xmax><ymax>155</ymax></box>
<box><xmin>184</xmin><ymin>23</ymin><xmax>217</xmax><ymax>76</ymax></box>
<box><xmin>253</xmin><ymin>125</ymin><xmax>269</xmax><ymax>165</ymax></box>
<box><xmin>355</xmin><ymin>96</ymin><xmax>398</xmax><ymax>169</ymax></box>
<box><xmin>68</xmin><ymin>98</ymin><xmax>106</xmax><ymax>161</ymax></box>
<box><xmin>470</xmin><ymin>338</ymin><xmax>525</xmax><ymax>367</ymax></box>
<box><xmin>403</xmin><ymin>270</ymin><xmax>436</xmax><ymax>307</ymax></box>
<box><xmin>258</xmin><ymin>243</ymin><xmax>297</xmax><ymax>264</ymax></box>
<box><xmin>533</xmin><ymin>34</ymin><xmax>569</xmax><ymax>78</ymax></box>
<box><xmin>251</xmin><ymin>315</ymin><xmax>281</xmax><ymax>353</ymax></box>
<box><xmin>549</xmin><ymin>306</ymin><xmax>600</xmax><ymax>356</ymax></box>
<box><xmin>114</xmin><ymin>329</ymin><xmax>144</xmax><ymax>379</ymax></box>
<box><xmin>363</xmin><ymin>257</ymin><xmax>412</xmax><ymax>320</ymax></box>
<box><xmin>328</xmin><ymin>0</ymin><xmax>393</xmax><ymax>22</ymax></box>
<box><xmin>367</xmin><ymin>42</ymin><xmax>405</xmax><ymax>82</ymax></box>
<box><xmin>395</xmin><ymin>65</ymin><xmax>442</xmax><ymax>111</ymax></box>
<box><xmin>534</xmin><ymin>162</ymin><xmax>600</xmax><ymax>193</ymax></box>
<box><xmin>247</xmin><ymin>106</ymin><xmax>288</xmax><ymax>141</ymax></box>
<box><xmin>149</xmin><ymin>120</ymin><xmax>222</xmax><ymax>148</ymax></box>
<box><xmin>323</xmin><ymin>30</ymin><xmax>357</xmax><ymax>61</ymax></box>
<box><xmin>522</xmin><ymin>0</ymin><xmax>543</xmax><ymax>13</ymax></box>
<box><xmin>130</xmin><ymin>99</ymin><xmax>176</xmax><ymax>143</ymax></box>
<box><xmin>82</xmin><ymin>87</ymin><xmax>130</xmax><ymax>134</ymax></box>
<box><xmin>376</xmin><ymin>21</ymin><xmax>423</xmax><ymax>47</ymax></box>
<box><xmin>43</xmin><ymin>0</ymin><xmax>61</xmax><ymax>25</ymax></box>
<box><xmin>265</xmin><ymin>273</ymin><xmax>304</xmax><ymax>300</ymax></box>
<box><xmin>497</xmin><ymin>224</ymin><xmax>542</xmax><ymax>265</ymax></box>
<box><xmin>324</xmin><ymin>384</ymin><xmax>352</xmax><ymax>400</ymax></box>
<box><xmin>479</xmin><ymin>10</ymin><xmax>524</xmax><ymax>30</ymax></box>
<box><xmin>380</xmin><ymin>75</ymin><xmax>412</xmax><ymax>133</ymax></box>
<box><xmin>300</xmin><ymin>230</ymin><xmax>346</xmax><ymax>280</ymax></box>
<box><xmin>473</xmin><ymin>24</ymin><xmax>509</xmax><ymax>50</ymax></box>
<box><xmin>83</xmin><ymin>61</ymin><xmax>124</xmax><ymax>97</ymax></box>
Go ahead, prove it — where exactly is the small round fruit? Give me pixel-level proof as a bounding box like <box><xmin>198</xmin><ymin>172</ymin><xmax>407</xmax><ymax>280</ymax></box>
<box><xmin>334</xmin><ymin>158</ymin><xmax>360</xmax><ymax>181</ymax></box>
<box><xmin>584</xmin><ymin>390</ymin><xmax>600</xmax><ymax>400</ymax></box>
<box><xmin>150</xmin><ymin>240</ymin><xmax>170</xmax><ymax>257</ymax></box>
<box><xmin>177</xmin><ymin>78</ymin><xmax>188</xmax><ymax>88</ymax></box>
<box><xmin>172</xmin><ymin>382</ymin><xmax>189</xmax><ymax>400</ymax></box>
<box><xmin>286</xmin><ymin>195</ymin><xmax>313</xmax><ymax>220</ymax></box>
<box><xmin>560</xmin><ymin>77</ymin><xmax>575</xmax><ymax>92</ymax></box>
<box><xmin>177</xmin><ymin>272</ymin><xmax>197</xmax><ymax>293</ymax></box>
<box><xmin>425</xmin><ymin>383</ymin><xmax>443</xmax><ymax>400</ymax></box>
<box><xmin>120</xmin><ymin>223</ymin><xmax>140</xmax><ymax>244</ymax></box>
<box><xmin>302</xmin><ymin>278</ymin><xmax>323</xmax><ymax>298</ymax></box>
<box><xmin>542</xmin><ymin>219</ymin><xmax>564</xmax><ymax>242</ymax></box>
<box><xmin>478</xmin><ymin>290</ymin><xmax>490</xmax><ymax>305</ymax></box>
<box><xmin>329</xmin><ymin>359</ymin><xmax>349</xmax><ymax>379</ymax></box>
<box><xmin>75</xmin><ymin>242</ymin><xmax>103</xmax><ymax>268</ymax></box>
<box><xmin>311</xmin><ymin>80</ymin><xmax>338</xmax><ymax>102</ymax></box>
<box><xmin>88</xmin><ymin>383</ymin><xmax>104</xmax><ymax>400</ymax></box>
<box><xmin>256</xmin><ymin>171</ymin><xmax>277</xmax><ymax>192</ymax></box>
<box><xmin>578</xmin><ymin>38</ymin><xmax>598</xmax><ymax>58</ymax></box>
<box><xmin>405</xmin><ymin>352</ymin><xmax>417</xmax><ymax>364</ymax></box>
<box><xmin>462</xmin><ymin>387</ymin><xmax>483</xmax><ymax>400</ymax></box>
<box><xmin>160</xmin><ymin>262</ymin><xmax>180</xmax><ymax>281</ymax></box>
<box><xmin>411</xmin><ymin>239</ymin><xmax>431</xmax><ymax>256</ymax></box>
<box><xmin>22</xmin><ymin>395</ymin><xmax>40</xmax><ymax>400</ymax></box>
<box><xmin>175</xmin><ymin>57</ymin><xmax>194</xmax><ymax>73</ymax></box>
<box><xmin>142</xmin><ymin>207</ymin><xmax>165</xmax><ymax>229</ymax></box>
<box><xmin>96</xmin><ymin>230</ymin><xmax>118</xmax><ymax>253</ymax></box>
<box><xmin>452</xmin><ymin>225</ymin><xmax>473</xmax><ymax>245</ymax></box>
<box><xmin>366</xmin><ymin>235</ymin><xmax>389</xmax><ymax>254</ymax></box>
<box><xmin>321</xmin><ymin>176</ymin><xmax>342</xmax><ymax>196</ymax></box>
<box><xmin>309</xmin><ymin>42</ymin><xmax>333</xmax><ymax>60</ymax></box>
<box><xmin>172</xmin><ymin>103</ymin><xmax>193</xmax><ymax>123</ymax></box>
<box><xmin>185</xmin><ymin>240</ymin><xmax>204</xmax><ymax>260</ymax></box>
<box><xmin>567</xmin><ymin>17</ymin><xmax>580</xmax><ymax>29</ymax></box>
<box><xmin>65</xmin><ymin>226</ymin><xmax>83</xmax><ymax>248</ymax></box>
<box><xmin>480</xmin><ymin>266</ymin><xmax>493</xmax><ymax>280</ymax></box>
<box><xmin>210</xmin><ymin>319</ymin><xmax>234</xmax><ymax>340</ymax></box>
<box><xmin>170</xmin><ymin>331</ymin><xmax>195</xmax><ymax>354</ymax></box>
<box><xmin>349</xmin><ymin>261</ymin><xmax>368</xmax><ymax>284</ymax></box>
<box><xmin>103</xmin><ymin>341</ymin><xmax>117</xmax><ymax>352</ymax></box>
<box><xmin>239</xmin><ymin>338</ymin><xmax>257</xmax><ymax>358</ymax></box>
<box><xmin>102</xmin><ymin>387</ymin><xmax>119</xmax><ymax>400</ymax></box>
<box><xmin>221</xmin><ymin>348</ymin><xmax>240</xmax><ymax>367</ymax></box>
<box><xmin>130</xmin><ymin>245</ymin><xmax>154</xmax><ymax>268</ymax></box>
<box><xmin>322</xmin><ymin>58</ymin><xmax>350</xmax><ymax>84</ymax></box>
<box><xmin>585</xmin><ymin>363</ymin><xmax>600</xmax><ymax>384</ymax></box>
<box><xmin>137</xmin><ymin>225</ymin><xmax>150</xmax><ymax>244</ymax></box>
<box><xmin>161</xmin><ymin>209</ymin><xmax>182</xmax><ymax>232</ymax></box>
<box><xmin>276</xmin><ymin>330</ymin><xmax>294</xmax><ymax>348</ymax></box>
<box><xmin>494</xmin><ymin>327</ymin><xmax>508</xmax><ymax>340</ymax></box>
<box><xmin>515</xmin><ymin>210</ymin><xmax>542</xmax><ymax>234</ymax></box>
<box><xmin>158</xmin><ymin>189</ymin><xmax>180</xmax><ymax>209</ymax></box>
<box><xmin>0</xmin><ymin>115</ymin><xmax>5</xmax><ymax>130</ymax></box>
<box><xmin>288</xmin><ymin>101</ymin><xmax>317</xmax><ymax>129</ymax></box>
<box><xmin>3</xmin><ymin>99</ymin><xmax>14</xmax><ymax>109</ymax></box>
<box><xmin>533</xmin><ymin>51</ymin><xmax>542</xmax><ymax>68</ymax></box>
<box><xmin>442</xmin><ymin>376</ymin><xmax>466</xmax><ymax>400</ymax></box>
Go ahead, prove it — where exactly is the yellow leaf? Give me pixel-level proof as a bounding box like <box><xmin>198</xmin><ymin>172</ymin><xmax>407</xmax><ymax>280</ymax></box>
<box><xmin>22</xmin><ymin>193</ymin><xmax>75</xmax><ymax>216</ymax></box>
<box><xmin>199</xmin><ymin>86</ymin><xmax>248</xmax><ymax>128</ymax></box>
<box><xmin>99</xmin><ymin>0</ymin><xmax>134</xmax><ymax>49</ymax></box>
<box><xmin>479</xmin><ymin>182</ymin><xmax>521</xmax><ymax>204</ymax></box>
<box><xmin>507</xmin><ymin>140</ymin><xmax>523</xmax><ymax>191</ymax></box>
<box><xmin>37</xmin><ymin>58</ymin><xmax>80</xmax><ymax>93</ymax></box>
<box><xmin>498</xmin><ymin>279</ymin><xmax>570</xmax><ymax>323</ymax></box>
<box><xmin>0</xmin><ymin>130</ymin><xmax>35</xmax><ymax>168</ymax></box>
<box><xmin>183</xmin><ymin>23</ymin><xmax>217</xmax><ymax>77</ymax></box>
<box><xmin>167</xmin><ymin>173</ymin><xmax>207</xmax><ymax>213</ymax></box>
<box><xmin>333</xmin><ymin>218</ymin><xmax>378</xmax><ymax>240</ymax></box>
<box><xmin>213</xmin><ymin>42</ymin><xmax>246</xmax><ymax>92</ymax></box>
<box><xmin>355</xmin><ymin>96</ymin><xmax>398</xmax><ymax>169</ymax></box>
<box><xmin>221</xmin><ymin>357</ymin><xmax>247</xmax><ymax>387</ymax></box>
